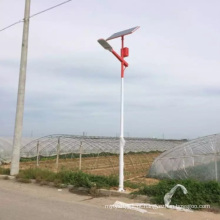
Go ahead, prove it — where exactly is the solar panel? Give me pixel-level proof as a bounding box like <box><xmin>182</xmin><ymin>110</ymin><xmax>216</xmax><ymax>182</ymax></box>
<box><xmin>106</xmin><ymin>26</ymin><xmax>140</xmax><ymax>41</ymax></box>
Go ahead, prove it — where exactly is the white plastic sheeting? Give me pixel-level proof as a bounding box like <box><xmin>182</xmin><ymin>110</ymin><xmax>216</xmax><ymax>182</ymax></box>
<box><xmin>164</xmin><ymin>184</ymin><xmax>192</xmax><ymax>212</ymax></box>
<box><xmin>0</xmin><ymin>137</ymin><xmax>13</xmax><ymax>163</ymax></box>
<box><xmin>19</xmin><ymin>134</ymin><xmax>185</xmax><ymax>158</ymax></box>
<box><xmin>108</xmin><ymin>186</ymin><xmax>193</xmax><ymax>214</ymax></box>
<box><xmin>0</xmin><ymin>135</ymin><xmax>186</xmax><ymax>163</ymax></box>
<box><xmin>108</xmin><ymin>185</ymin><xmax>192</xmax><ymax>214</ymax></box>
<box><xmin>148</xmin><ymin>134</ymin><xmax>220</xmax><ymax>182</ymax></box>
<box><xmin>0</xmin><ymin>137</ymin><xmax>35</xmax><ymax>163</ymax></box>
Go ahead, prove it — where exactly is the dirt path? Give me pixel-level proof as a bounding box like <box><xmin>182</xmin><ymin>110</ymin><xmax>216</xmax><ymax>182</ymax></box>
<box><xmin>0</xmin><ymin>179</ymin><xmax>219</xmax><ymax>220</ymax></box>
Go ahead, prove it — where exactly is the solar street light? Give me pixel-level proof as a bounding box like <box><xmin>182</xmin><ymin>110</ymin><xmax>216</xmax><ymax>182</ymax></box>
<box><xmin>98</xmin><ymin>39</ymin><xmax>128</xmax><ymax>67</ymax></box>
<box><xmin>98</xmin><ymin>26</ymin><xmax>140</xmax><ymax>192</ymax></box>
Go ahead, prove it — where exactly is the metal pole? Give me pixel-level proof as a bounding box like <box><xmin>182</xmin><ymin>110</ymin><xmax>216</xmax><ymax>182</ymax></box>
<box><xmin>119</xmin><ymin>36</ymin><xmax>125</xmax><ymax>192</ymax></box>
<box><xmin>10</xmin><ymin>0</ymin><xmax>31</xmax><ymax>176</ymax></box>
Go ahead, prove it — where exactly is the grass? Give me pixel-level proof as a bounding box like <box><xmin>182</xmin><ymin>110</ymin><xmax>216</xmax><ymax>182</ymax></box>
<box><xmin>16</xmin><ymin>168</ymin><xmax>120</xmax><ymax>189</ymax></box>
<box><xmin>16</xmin><ymin>167</ymin><xmax>146</xmax><ymax>190</ymax></box>
<box><xmin>16</xmin><ymin>168</ymin><xmax>144</xmax><ymax>190</ymax></box>
<box><xmin>17</xmin><ymin>168</ymin><xmax>56</xmax><ymax>182</ymax></box>
<box><xmin>0</xmin><ymin>167</ymin><xmax>10</xmax><ymax>175</ymax></box>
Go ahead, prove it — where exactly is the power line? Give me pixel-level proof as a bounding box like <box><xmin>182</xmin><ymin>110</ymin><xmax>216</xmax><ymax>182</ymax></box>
<box><xmin>0</xmin><ymin>0</ymin><xmax>72</xmax><ymax>32</ymax></box>
<box><xmin>29</xmin><ymin>0</ymin><xmax>72</xmax><ymax>19</ymax></box>
<box><xmin>0</xmin><ymin>20</ymin><xmax>23</xmax><ymax>32</ymax></box>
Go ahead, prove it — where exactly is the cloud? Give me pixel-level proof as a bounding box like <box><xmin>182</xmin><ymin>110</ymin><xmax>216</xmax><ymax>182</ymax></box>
<box><xmin>1</xmin><ymin>0</ymin><xmax>220</xmax><ymax>139</ymax></box>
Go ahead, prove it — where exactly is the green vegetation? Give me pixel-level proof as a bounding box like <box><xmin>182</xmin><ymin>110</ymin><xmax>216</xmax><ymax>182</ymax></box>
<box><xmin>17</xmin><ymin>168</ymin><xmax>56</xmax><ymax>182</ymax></box>
<box><xmin>20</xmin><ymin>153</ymin><xmax>115</xmax><ymax>162</ymax></box>
<box><xmin>0</xmin><ymin>167</ymin><xmax>10</xmax><ymax>175</ymax></box>
<box><xmin>20</xmin><ymin>150</ymin><xmax>162</xmax><ymax>162</ymax></box>
<box><xmin>134</xmin><ymin>179</ymin><xmax>220</xmax><ymax>209</ymax></box>
<box><xmin>16</xmin><ymin>168</ymin><xmax>119</xmax><ymax>189</ymax></box>
<box><xmin>126</xmin><ymin>150</ymin><xmax>162</xmax><ymax>155</ymax></box>
<box><xmin>16</xmin><ymin>168</ymin><xmax>143</xmax><ymax>189</ymax></box>
<box><xmin>57</xmin><ymin>170</ymin><xmax>119</xmax><ymax>188</ymax></box>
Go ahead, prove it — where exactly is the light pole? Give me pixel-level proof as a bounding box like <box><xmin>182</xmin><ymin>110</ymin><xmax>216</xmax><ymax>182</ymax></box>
<box><xmin>98</xmin><ymin>26</ymin><xmax>140</xmax><ymax>191</ymax></box>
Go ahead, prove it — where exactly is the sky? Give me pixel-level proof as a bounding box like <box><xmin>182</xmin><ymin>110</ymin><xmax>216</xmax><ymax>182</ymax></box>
<box><xmin>0</xmin><ymin>0</ymin><xmax>220</xmax><ymax>139</ymax></box>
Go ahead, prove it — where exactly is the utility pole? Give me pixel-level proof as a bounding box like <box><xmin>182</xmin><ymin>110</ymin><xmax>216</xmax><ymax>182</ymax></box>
<box><xmin>10</xmin><ymin>0</ymin><xmax>31</xmax><ymax>175</ymax></box>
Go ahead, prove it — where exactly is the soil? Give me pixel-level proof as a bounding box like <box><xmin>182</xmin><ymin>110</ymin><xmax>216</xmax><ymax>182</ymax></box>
<box><xmin>2</xmin><ymin>152</ymin><xmax>160</xmax><ymax>183</ymax></box>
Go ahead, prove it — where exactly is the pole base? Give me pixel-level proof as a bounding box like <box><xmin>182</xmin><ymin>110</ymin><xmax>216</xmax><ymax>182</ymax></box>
<box><xmin>118</xmin><ymin>187</ymin><xmax>125</xmax><ymax>192</ymax></box>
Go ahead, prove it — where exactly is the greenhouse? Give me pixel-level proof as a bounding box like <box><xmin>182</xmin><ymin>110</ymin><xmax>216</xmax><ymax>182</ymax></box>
<box><xmin>148</xmin><ymin>133</ymin><xmax>220</xmax><ymax>182</ymax></box>
<box><xmin>0</xmin><ymin>137</ymin><xmax>34</xmax><ymax>163</ymax></box>
<box><xmin>0</xmin><ymin>134</ymin><xmax>185</xmax><ymax>163</ymax></box>
<box><xmin>19</xmin><ymin>134</ymin><xmax>185</xmax><ymax>158</ymax></box>
<box><xmin>0</xmin><ymin>134</ymin><xmax>185</xmax><ymax>179</ymax></box>
<box><xmin>0</xmin><ymin>135</ymin><xmax>185</xmax><ymax>163</ymax></box>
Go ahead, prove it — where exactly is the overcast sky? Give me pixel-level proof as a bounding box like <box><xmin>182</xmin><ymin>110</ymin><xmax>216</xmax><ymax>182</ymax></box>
<box><xmin>1</xmin><ymin>0</ymin><xmax>220</xmax><ymax>139</ymax></box>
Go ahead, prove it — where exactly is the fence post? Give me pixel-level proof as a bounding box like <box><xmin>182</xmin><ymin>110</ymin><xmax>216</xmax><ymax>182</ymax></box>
<box><xmin>56</xmin><ymin>137</ymin><xmax>60</xmax><ymax>171</ymax></box>
<box><xmin>215</xmin><ymin>155</ymin><xmax>218</xmax><ymax>181</ymax></box>
<box><xmin>79</xmin><ymin>141</ymin><xmax>83</xmax><ymax>170</ymax></box>
<box><xmin>36</xmin><ymin>141</ymin><xmax>39</xmax><ymax>166</ymax></box>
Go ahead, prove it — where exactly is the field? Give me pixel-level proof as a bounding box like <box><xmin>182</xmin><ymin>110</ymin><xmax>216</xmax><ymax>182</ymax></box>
<box><xmin>3</xmin><ymin>152</ymin><xmax>161</xmax><ymax>182</ymax></box>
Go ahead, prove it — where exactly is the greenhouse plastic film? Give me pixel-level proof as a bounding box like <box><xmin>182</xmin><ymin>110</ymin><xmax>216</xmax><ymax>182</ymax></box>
<box><xmin>148</xmin><ymin>134</ymin><xmax>220</xmax><ymax>182</ymax></box>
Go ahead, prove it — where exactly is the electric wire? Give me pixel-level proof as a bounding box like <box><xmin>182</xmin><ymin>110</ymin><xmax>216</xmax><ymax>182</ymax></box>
<box><xmin>29</xmin><ymin>0</ymin><xmax>72</xmax><ymax>19</ymax></box>
<box><xmin>0</xmin><ymin>20</ymin><xmax>23</xmax><ymax>32</ymax></box>
<box><xmin>0</xmin><ymin>0</ymin><xmax>72</xmax><ymax>32</ymax></box>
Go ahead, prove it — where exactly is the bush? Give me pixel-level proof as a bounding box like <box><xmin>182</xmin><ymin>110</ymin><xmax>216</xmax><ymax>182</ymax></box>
<box><xmin>88</xmin><ymin>174</ymin><xmax>118</xmax><ymax>188</ymax></box>
<box><xmin>134</xmin><ymin>179</ymin><xmax>220</xmax><ymax>209</ymax></box>
<box><xmin>61</xmin><ymin>171</ymin><xmax>92</xmax><ymax>188</ymax></box>
<box><xmin>57</xmin><ymin>170</ymin><xmax>118</xmax><ymax>189</ymax></box>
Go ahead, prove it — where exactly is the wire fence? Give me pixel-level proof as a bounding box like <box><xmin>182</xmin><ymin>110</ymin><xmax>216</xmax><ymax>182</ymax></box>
<box><xmin>1</xmin><ymin>134</ymin><xmax>186</xmax><ymax>182</ymax></box>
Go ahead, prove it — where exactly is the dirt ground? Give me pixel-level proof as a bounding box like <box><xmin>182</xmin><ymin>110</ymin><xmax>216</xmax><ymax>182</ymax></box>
<box><xmin>2</xmin><ymin>152</ymin><xmax>160</xmax><ymax>183</ymax></box>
